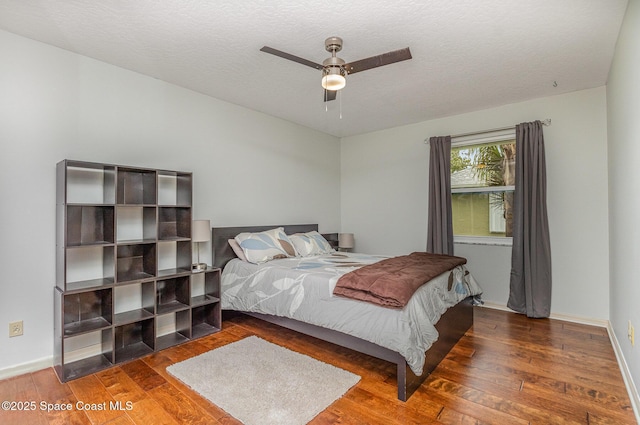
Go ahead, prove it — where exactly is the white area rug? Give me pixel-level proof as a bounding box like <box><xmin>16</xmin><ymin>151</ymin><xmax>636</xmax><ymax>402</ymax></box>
<box><xmin>167</xmin><ymin>336</ymin><xmax>360</xmax><ymax>425</ymax></box>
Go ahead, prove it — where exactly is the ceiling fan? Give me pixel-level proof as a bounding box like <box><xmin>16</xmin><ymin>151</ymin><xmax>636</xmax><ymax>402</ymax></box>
<box><xmin>260</xmin><ymin>37</ymin><xmax>412</xmax><ymax>102</ymax></box>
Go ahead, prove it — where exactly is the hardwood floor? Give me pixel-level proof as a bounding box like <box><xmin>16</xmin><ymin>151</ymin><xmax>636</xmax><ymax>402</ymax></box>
<box><xmin>0</xmin><ymin>308</ymin><xmax>636</xmax><ymax>424</ymax></box>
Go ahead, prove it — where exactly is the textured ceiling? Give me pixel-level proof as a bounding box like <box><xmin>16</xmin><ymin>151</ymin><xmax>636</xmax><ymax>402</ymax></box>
<box><xmin>0</xmin><ymin>0</ymin><xmax>628</xmax><ymax>137</ymax></box>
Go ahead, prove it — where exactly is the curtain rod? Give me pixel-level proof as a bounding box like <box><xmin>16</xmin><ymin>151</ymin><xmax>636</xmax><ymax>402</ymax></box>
<box><xmin>424</xmin><ymin>118</ymin><xmax>552</xmax><ymax>143</ymax></box>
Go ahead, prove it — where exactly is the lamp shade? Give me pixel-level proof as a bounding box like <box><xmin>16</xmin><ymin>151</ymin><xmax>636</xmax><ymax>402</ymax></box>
<box><xmin>192</xmin><ymin>220</ymin><xmax>211</xmax><ymax>243</ymax></box>
<box><xmin>338</xmin><ymin>233</ymin><xmax>354</xmax><ymax>249</ymax></box>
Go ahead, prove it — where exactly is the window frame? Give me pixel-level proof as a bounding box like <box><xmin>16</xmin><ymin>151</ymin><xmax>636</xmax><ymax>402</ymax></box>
<box><xmin>451</xmin><ymin>129</ymin><xmax>516</xmax><ymax>246</ymax></box>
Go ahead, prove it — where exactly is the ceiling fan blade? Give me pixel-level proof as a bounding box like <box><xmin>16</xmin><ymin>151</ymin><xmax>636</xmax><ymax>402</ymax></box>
<box><xmin>323</xmin><ymin>90</ymin><xmax>337</xmax><ymax>102</ymax></box>
<box><xmin>344</xmin><ymin>47</ymin><xmax>412</xmax><ymax>75</ymax></box>
<box><xmin>260</xmin><ymin>46</ymin><xmax>324</xmax><ymax>70</ymax></box>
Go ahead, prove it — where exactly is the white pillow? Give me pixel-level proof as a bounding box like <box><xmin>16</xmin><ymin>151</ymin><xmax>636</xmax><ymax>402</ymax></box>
<box><xmin>228</xmin><ymin>239</ymin><xmax>248</xmax><ymax>262</ymax></box>
<box><xmin>234</xmin><ymin>227</ymin><xmax>297</xmax><ymax>264</ymax></box>
<box><xmin>289</xmin><ymin>231</ymin><xmax>335</xmax><ymax>256</ymax></box>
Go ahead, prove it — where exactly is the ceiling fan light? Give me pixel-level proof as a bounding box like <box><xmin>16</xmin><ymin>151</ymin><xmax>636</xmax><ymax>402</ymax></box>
<box><xmin>322</xmin><ymin>74</ymin><xmax>346</xmax><ymax>90</ymax></box>
<box><xmin>321</xmin><ymin>67</ymin><xmax>346</xmax><ymax>91</ymax></box>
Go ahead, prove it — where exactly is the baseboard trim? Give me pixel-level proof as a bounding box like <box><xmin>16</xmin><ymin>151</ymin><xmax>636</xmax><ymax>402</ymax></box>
<box><xmin>480</xmin><ymin>303</ymin><xmax>639</xmax><ymax>422</ymax></box>
<box><xmin>0</xmin><ymin>356</ymin><xmax>53</xmax><ymax>381</ymax></box>
<box><xmin>480</xmin><ymin>302</ymin><xmax>609</xmax><ymax>327</ymax></box>
<box><xmin>607</xmin><ymin>321</ymin><xmax>640</xmax><ymax>423</ymax></box>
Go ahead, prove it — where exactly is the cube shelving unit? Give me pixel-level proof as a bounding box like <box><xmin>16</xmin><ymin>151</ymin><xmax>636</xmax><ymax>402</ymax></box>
<box><xmin>54</xmin><ymin>160</ymin><xmax>221</xmax><ymax>382</ymax></box>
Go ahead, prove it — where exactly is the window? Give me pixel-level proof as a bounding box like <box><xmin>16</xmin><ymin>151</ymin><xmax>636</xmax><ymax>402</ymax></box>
<box><xmin>451</xmin><ymin>131</ymin><xmax>515</xmax><ymax>245</ymax></box>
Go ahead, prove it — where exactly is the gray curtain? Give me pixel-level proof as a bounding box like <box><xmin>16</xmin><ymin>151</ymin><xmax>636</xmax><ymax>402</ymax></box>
<box><xmin>508</xmin><ymin>121</ymin><xmax>552</xmax><ymax>318</ymax></box>
<box><xmin>427</xmin><ymin>136</ymin><xmax>454</xmax><ymax>255</ymax></box>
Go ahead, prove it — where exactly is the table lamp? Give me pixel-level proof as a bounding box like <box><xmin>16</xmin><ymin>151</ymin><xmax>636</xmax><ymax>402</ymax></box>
<box><xmin>338</xmin><ymin>233</ymin><xmax>354</xmax><ymax>252</ymax></box>
<box><xmin>192</xmin><ymin>219</ymin><xmax>210</xmax><ymax>271</ymax></box>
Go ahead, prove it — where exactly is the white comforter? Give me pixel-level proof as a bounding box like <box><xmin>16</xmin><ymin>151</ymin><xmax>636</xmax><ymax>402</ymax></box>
<box><xmin>221</xmin><ymin>252</ymin><xmax>482</xmax><ymax>375</ymax></box>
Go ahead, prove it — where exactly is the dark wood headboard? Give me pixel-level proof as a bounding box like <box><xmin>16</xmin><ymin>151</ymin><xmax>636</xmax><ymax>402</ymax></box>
<box><xmin>211</xmin><ymin>224</ymin><xmax>318</xmax><ymax>269</ymax></box>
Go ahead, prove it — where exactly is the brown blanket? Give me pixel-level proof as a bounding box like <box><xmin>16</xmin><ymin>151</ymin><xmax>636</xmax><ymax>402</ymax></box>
<box><xmin>333</xmin><ymin>252</ymin><xmax>467</xmax><ymax>308</ymax></box>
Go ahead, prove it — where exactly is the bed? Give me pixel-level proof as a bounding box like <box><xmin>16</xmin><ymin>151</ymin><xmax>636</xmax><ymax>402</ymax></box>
<box><xmin>212</xmin><ymin>224</ymin><xmax>481</xmax><ymax>401</ymax></box>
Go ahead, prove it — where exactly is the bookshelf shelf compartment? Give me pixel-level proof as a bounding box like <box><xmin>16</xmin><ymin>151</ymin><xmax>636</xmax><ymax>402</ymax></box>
<box><xmin>64</xmin><ymin>162</ymin><xmax>116</xmax><ymax>205</ymax></box>
<box><xmin>56</xmin><ymin>325</ymin><xmax>113</xmax><ymax>382</ymax></box>
<box><xmin>156</xmin><ymin>309</ymin><xmax>190</xmax><ymax>351</ymax></box>
<box><xmin>156</xmin><ymin>276</ymin><xmax>190</xmax><ymax>315</ymax></box>
<box><xmin>158</xmin><ymin>171</ymin><xmax>192</xmax><ymax>207</ymax></box>
<box><xmin>66</xmin><ymin>206</ymin><xmax>115</xmax><ymax>246</ymax></box>
<box><xmin>116</xmin><ymin>206</ymin><xmax>157</xmax><ymax>243</ymax></box>
<box><xmin>157</xmin><ymin>240</ymin><xmax>191</xmax><ymax>276</ymax></box>
<box><xmin>63</xmin><ymin>245</ymin><xmax>115</xmax><ymax>292</ymax></box>
<box><xmin>117</xmin><ymin>168</ymin><xmax>157</xmax><ymax>205</ymax></box>
<box><xmin>190</xmin><ymin>268</ymin><xmax>221</xmax><ymax>338</ymax></box>
<box><xmin>114</xmin><ymin>281</ymin><xmax>154</xmax><ymax>326</ymax></box>
<box><xmin>191</xmin><ymin>268</ymin><xmax>221</xmax><ymax>307</ymax></box>
<box><xmin>191</xmin><ymin>303</ymin><xmax>220</xmax><ymax>339</ymax></box>
<box><xmin>158</xmin><ymin>207</ymin><xmax>191</xmax><ymax>240</ymax></box>
<box><xmin>117</xmin><ymin>243</ymin><xmax>156</xmax><ymax>283</ymax></box>
<box><xmin>63</xmin><ymin>289</ymin><xmax>113</xmax><ymax>337</ymax></box>
<box><xmin>114</xmin><ymin>318</ymin><xmax>155</xmax><ymax>364</ymax></box>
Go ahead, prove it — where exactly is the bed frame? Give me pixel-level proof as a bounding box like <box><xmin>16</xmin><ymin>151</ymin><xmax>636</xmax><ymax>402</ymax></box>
<box><xmin>212</xmin><ymin>224</ymin><xmax>474</xmax><ymax>401</ymax></box>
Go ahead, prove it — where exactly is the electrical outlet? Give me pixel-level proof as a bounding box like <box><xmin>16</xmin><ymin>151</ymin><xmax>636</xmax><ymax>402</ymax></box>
<box><xmin>9</xmin><ymin>321</ymin><xmax>23</xmax><ymax>337</ymax></box>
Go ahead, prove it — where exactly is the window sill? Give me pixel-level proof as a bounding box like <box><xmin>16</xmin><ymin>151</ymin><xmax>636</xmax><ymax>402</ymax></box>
<box><xmin>454</xmin><ymin>236</ymin><xmax>513</xmax><ymax>246</ymax></box>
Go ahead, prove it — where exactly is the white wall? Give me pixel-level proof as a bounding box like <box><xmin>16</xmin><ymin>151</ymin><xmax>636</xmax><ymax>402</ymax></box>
<box><xmin>0</xmin><ymin>30</ymin><xmax>340</xmax><ymax>373</ymax></box>
<box><xmin>341</xmin><ymin>87</ymin><xmax>610</xmax><ymax>320</ymax></box>
<box><xmin>607</xmin><ymin>0</ymin><xmax>640</xmax><ymax>402</ymax></box>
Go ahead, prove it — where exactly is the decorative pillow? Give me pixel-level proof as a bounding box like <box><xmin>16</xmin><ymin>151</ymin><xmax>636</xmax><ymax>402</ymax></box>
<box><xmin>234</xmin><ymin>227</ymin><xmax>297</xmax><ymax>264</ymax></box>
<box><xmin>289</xmin><ymin>231</ymin><xmax>335</xmax><ymax>256</ymax></box>
<box><xmin>228</xmin><ymin>239</ymin><xmax>248</xmax><ymax>262</ymax></box>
